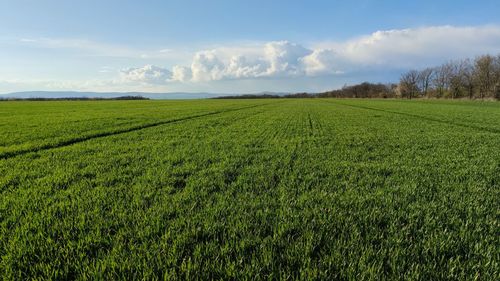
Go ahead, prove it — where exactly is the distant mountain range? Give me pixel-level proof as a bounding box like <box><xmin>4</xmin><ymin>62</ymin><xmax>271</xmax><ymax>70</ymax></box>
<box><xmin>0</xmin><ymin>91</ymin><xmax>290</xmax><ymax>100</ymax></box>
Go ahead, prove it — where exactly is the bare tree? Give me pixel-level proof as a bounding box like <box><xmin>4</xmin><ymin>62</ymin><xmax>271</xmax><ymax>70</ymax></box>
<box><xmin>459</xmin><ymin>59</ymin><xmax>475</xmax><ymax>99</ymax></box>
<box><xmin>433</xmin><ymin>63</ymin><xmax>453</xmax><ymax>97</ymax></box>
<box><xmin>494</xmin><ymin>55</ymin><xmax>500</xmax><ymax>99</ymax></box>
<box><xmin>395</xmin><ymin>53</ymin><xmax>500</xmax><ymax>100</ymax></box>
<box><xmin>474</xmin><ymin>55</ymin><xmax>495</xmax><ymax>99</ymax></box>
<box><xmin>448</xmin><ymin>61</ymin><xmax>464</xmax><ymax>99</ymax></box>
<box><xmin>417</xmin><ymin>68</ymin><xmax>434</xmax><ymax>97</ymax></box>
<box><xmin>399</xmin><ymin>70</ymin><xmax>420</xmax><ymax>99</ymax></box>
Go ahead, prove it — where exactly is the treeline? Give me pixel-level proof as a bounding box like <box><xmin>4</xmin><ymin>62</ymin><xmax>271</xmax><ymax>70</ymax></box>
<box><xmin>315</xmin><ymin>83</ymin><xmax>397</xmax><ymax>98</ymax></box>
<box><xmin>215</xmin><ymin>94</ymin><xmax>282</xmax><ymax>99</ymax></box>
<box><xmin>217</xmin><ymin>84</ymin><xmax>397</xmax><ymax>99</ymax></box>
<box><xmin>216</xmin><ymin>84</ymin><xmax>397</xmax><ymax>99</ymax></box>
<box><xmin>0</xmin><ymin>96</ymin><xmax>149</xmax><ymax>101</ymax></box>
<box><xmin>399</xmin><ymin>54</ymin><xmax>500</xmax><ymax>99</ymax></box>
<box><xmin>271</xmin><ymin>83</ymin><xmax>397</xmax><ymax>98</ymax></box>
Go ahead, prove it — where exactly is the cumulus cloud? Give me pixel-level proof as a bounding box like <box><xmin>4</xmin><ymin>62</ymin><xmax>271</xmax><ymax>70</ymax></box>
<box><xmin>122</xmin><ymin>25</ymin><xmax>500</xmax><ymax>85</ymax></box>
<box><xmin>320</xmin><ymin>25</ymin><xmax>500</xmax><ymax>68</ymax></box>
<box><xmin>170</xmin><ymin>40</ymin><xmax>312</xmax><ymax>82</ymax></box>
<box><xmin>190</xmin><ymin>50</ymin><xmax>226</xmax><ymax>81</ymax></box>
<box><xmin>301</xmin><ymin>49</ymin><xmax>342</xmax><ymax>75</ymax></box>
<box><xmin>225</xmin><ymin>55</ymin><xmax>266</xmax><ymax>79</ymax></box>
<box><xmin>171</xmin><ymin>65</ymin><xmax>192</xmax><ymax>82</ymax></box>
<box><xmin>264</xmin><ymin>41</ymin><xmax>311</xmax><ymax>76</ymax></box>
<box><xmin>120</xmin><ymin>65</ymin><xmax>172</xmax><ymax>84</ymax></box>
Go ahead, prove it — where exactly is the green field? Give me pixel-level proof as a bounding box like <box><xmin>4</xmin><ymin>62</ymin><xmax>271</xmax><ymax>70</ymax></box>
<box><xmin>1</xmin><ymin>99</ymin><xmax>499</xmax><ymax>280</ymax></box>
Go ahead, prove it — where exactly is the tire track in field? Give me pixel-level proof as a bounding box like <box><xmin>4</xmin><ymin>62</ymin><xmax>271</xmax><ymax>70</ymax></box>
<box><xmin>305</xmin><ymin>106</ymin><xmax>326</xmax><ymax>143</ymax></box>
<box><xmin>214</xmin><ymin>103</ymin><xmax>295</xmax><ymax>193</ymax></box>
<box><xmin>323</xmin><ymin>100</ymin><xmax>500</xmax><ymax>135</ymax></box>
<box><xmin>0</xmin><ymin>102</ymin><xmax>277</xmax><ymax>160</ymax></box>
<box><xmin>160</xmin><ymin>107</ymin><xmax>274</xmax><ymax>196</ymax></box>
<box><xmin>169</xmin><ymin>103</ymin><xmax>289</xmax><ymax>198</ymax></box>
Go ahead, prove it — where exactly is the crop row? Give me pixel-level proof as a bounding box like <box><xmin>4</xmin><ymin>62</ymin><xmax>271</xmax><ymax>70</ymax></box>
<box><xmin>1</xmin><ymin>99</ymin><xmax>499</xmax><ymax>279</ymax></box>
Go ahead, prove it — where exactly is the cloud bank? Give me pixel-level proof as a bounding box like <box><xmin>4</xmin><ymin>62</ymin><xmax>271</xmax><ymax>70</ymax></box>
<box><xmin>120</xmin><ymin>25</ymin><xmax>500</xmax><ymax>85</ymax></box>
<box><xmin>10</xmin><ymin>25</ymin><xmax>499</xmax><ymax>93</ymax></box>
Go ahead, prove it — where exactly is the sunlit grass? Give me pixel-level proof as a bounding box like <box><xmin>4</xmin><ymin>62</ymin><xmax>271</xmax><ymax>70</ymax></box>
<box><xmin>1</xmin><ymin>99</ymin><xmax>499</xmax><ymax>279</ymax></box>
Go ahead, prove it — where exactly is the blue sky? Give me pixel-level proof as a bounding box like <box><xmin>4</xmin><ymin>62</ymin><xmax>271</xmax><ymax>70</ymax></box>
<box><xmin>1</xmin><ymin>0</ymin><xmax>500</xmax><ymax>94</ymax></box>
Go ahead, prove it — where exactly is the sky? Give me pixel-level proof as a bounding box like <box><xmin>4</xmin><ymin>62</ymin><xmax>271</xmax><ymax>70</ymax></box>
<box><xmin>1</xmin><ymin>0</ymin><xmax>500</xmax><ymax>94</ymax></box>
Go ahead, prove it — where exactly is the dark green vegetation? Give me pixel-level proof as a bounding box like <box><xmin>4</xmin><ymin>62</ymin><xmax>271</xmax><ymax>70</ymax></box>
<box><xmin>0</xmin><ymin>96</ymin><xmax>149</xmax><ymax>101</ymax></box>
<box><xmin>1</xmin><ymin>99</ymin><xmax>499</xmax><ymax>280</ymax></box>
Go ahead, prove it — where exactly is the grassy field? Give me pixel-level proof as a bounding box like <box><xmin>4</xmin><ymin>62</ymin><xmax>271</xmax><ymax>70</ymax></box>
<box><xmin>1</xmin><ymin>99</ymin><xmax>499</xmax><ymax>280</ymax></box>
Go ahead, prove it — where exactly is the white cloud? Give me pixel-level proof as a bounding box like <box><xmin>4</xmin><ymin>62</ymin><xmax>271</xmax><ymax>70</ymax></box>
<box><xmin>171</xmin><ymin>40</ymin><xmax>313</xmax><ymax>82</ymax></box>
<box><xmin>155</xmin><ymin>25</ymin><xmax>500</xmax><ymax>84</ymax></box>
<box><xmin>16</xmin><ymin>37</ymin><xmax>191</xmax><ymax>61</ymax></box>
<box><xmin>316</xmin><ymin>25</ymin><xmax>500</xmax><ymax>68</ymax></box>
<box><xmin>225</xmin><ymin>55</ymin><xmax>266</xmax><ymax>79</ymax></box>
<box><xmin>98</xmin><ymin>66</ymin><xmax>114</xmax><ymax>73</ymax></box>
<box><xmin>190</xmin><ymin>50</ymin><xmax>226</xmax><ymax>81</ymax></box>
<box><xmin>19</xmin><ymin>38</ymin><xmax>37</xmax><ymax>43</ymax></box>
<box><xmin>171</xmin><ymin>65</ymin><xmax>192</xmax><ymax>82</ymax></box>
<box><xmin>8</xmin><ymin>25</ymin><xmax>500</xmax><ymax>90</ymax></box>
<box><xmin>0</xmin><ymin>78</ymin><xmax>175</xmax><ymax>94</ymax></box>
<box><xmin>18</xmin><ymin>37</ymin><xmax>140</xmax><ymax>58</ymax></box>
<box><xmin>301</xmin><ymin>49</ymin><xmax>341</xmax><ymax>75</ymax></box>
<box><xmin>264</xmin><ymin>41</ymin><xmax>311</xmax><ymax>76</ymax></box>
<box><xmin>120</xmin><ymin>65</ymin><xmax>172</xmax><ymax>84</ymax></box>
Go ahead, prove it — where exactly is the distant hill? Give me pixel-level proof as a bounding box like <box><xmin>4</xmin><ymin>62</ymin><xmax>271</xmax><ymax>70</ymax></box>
<box><xmin>0</xmin><ymin>91</ymin><xmax>290</xmax><ymax>100</ymax></box>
